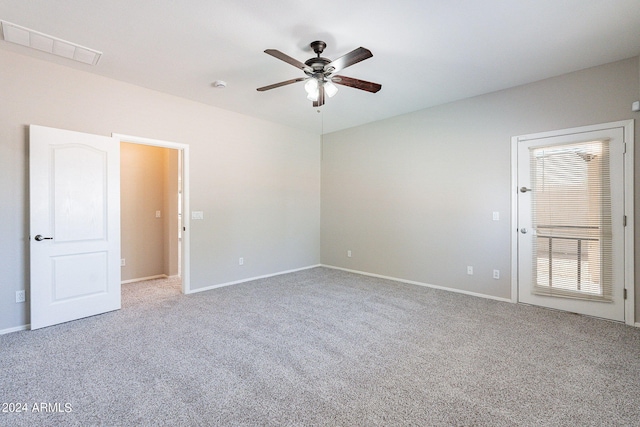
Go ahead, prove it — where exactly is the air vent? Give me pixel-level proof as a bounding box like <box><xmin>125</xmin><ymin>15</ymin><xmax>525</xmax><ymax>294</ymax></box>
<box><xmin>0</xmin><ymin>20</ymin><xmax>102</xmax><ymax>65</ymax></box>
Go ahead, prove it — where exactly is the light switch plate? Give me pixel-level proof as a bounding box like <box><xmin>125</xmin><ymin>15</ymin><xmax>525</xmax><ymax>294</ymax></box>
<box><xmin>191</xmin><ymin>211</ymin><xmax>204</xmax><ymax>220</ymax></box>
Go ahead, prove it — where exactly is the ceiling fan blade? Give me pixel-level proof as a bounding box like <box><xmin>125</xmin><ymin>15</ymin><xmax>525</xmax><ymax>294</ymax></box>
<box><xmin>332</xmin><ymin>75</ymin><xmax>382</xmax><ymax>93</ymax></box>
<box><xmin>264</xmin><ymin>49</ymin><xmax>312</xmax><ymax>73</ymax></box>
<box><xmin>257</xmin><ymin>78</ymin><xmax>305</xmax><ymax>92</ymax></box>
<box><xmin>312</xmin><ymin>85</ymin><xmax>326</xmax><ymax>107</ymax></box>
<box><xmin>325</xmin><ymin>47</ymin><xmax>373</xmax><ymax>74</ymax></box>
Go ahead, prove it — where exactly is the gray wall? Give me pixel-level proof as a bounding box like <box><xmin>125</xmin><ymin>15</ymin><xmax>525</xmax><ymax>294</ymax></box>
<box><xmin>0</xmin><ymin>49</ymin><xmax>321</xmax><ymax>332</ymax></box>
<box><xmin>321</xmin><ymin>57</ymin><xmax>640</xmax><ymax>320</ymax></box>
<box><xmin>1</xmin><ymin>46</ymin><xmax>638</xmax><ymax>332</ymax></box>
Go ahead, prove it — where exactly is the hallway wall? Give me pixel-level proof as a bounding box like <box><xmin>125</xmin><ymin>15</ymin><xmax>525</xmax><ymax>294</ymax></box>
<box><xmin>121</xmin><ymin>143</ymin><xmax>179</xmax><ymax>281</ymax></box>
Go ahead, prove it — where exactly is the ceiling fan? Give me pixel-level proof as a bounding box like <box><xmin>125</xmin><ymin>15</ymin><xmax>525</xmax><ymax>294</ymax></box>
<box><xmin>257</xmin><ymin>40</ymin><xmax>382</xmax><ymax>107</ymax></box>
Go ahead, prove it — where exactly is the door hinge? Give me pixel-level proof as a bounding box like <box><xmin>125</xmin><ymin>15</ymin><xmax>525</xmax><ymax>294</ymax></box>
<box><xmin>623</xmin><ymin>215</ymin><xmax>627</xmax><ymax>227</ymax></box>
<box><xmin>623</xmin><ymin>142</ymin><xmax>627</xmax><ymax>154</ymax></box>
<box><xmin>624</xmin><ymin>288</ymin><xmax>627</xmax><ymax>300</ymax></box>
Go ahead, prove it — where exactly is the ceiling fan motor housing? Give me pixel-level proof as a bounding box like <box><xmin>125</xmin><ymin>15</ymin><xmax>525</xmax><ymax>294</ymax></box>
<box><xmin>305</xmin><ymin>57</ymin><xmax>331</xmax><ymax>74</ymax></box>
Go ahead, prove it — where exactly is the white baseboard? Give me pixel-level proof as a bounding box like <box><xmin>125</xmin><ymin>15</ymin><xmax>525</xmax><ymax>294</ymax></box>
<box><xmin>0</xmin><ymin>324</ymin><xmax>30</xmax><ymax>335</ymax></box>
<box><xmin>321</xmin><ymin>264</ymin><xmax>513</xmax><ymax>304</ymax></box>
<box><xmin>121</xmin><ymin>274</ymin><xmax>168</xmax><ymax>284</ymax></box>
<box><xmin>635</xmin><ymin>322</ymin><xmax>640</xmax><ymax>328</ymax></box>
<box><xmin>186</xmin><ymin>264</ymin><xmax>322</xmax><ymax>295</ymax></box>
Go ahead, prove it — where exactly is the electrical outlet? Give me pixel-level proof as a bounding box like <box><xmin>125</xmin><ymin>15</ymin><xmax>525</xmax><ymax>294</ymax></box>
<box><xmin>492</xmin><ymin>211</ymin><xmax>500</xmax><ymax>221</ymax></box>
<box><xmin>155</xmin><ymin>210</ymin><xmax>161</xmax><ymax>218</ymax></box>
<box><xmin>467</xmin><ymin>266</ymin><xmax>473</xmax><ymax>275</ymax></box>
<box><xmin>121</xmin><ymin>258</ymin><xmax>125</xmax><ymax>267</ymax></box>
<box><xmin>16</xmin><ymin>290</ymin><xmax>25</xmax><ymax>303</ymax></box>
<box><xmin>239</xmin><ymin>257</ymin><xmax>244</xmax><ymax>266</ymax></box>
<box><xmin>493</xmin><ymin>269</ymin><xmax>500</xmax><ymax>279</ymax></box>
<box><xmin>347</xmin><ymin>250</ymin><xmax>352</xmax><ymax>258</ymax></box>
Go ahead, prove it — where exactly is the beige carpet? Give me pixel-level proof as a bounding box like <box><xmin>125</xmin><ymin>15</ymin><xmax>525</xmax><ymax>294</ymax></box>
<box><xmin>1</xmin><ymin>267</ymin><xmax>639</xmax><ymax>426</ymax></box>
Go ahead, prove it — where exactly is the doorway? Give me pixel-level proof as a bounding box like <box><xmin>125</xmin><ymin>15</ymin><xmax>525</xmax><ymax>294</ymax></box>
<box><xmin>113</xmin><ymin>133</ymin><xmax>190</xmax><ymax>294</ymax></box>
<box><xmin>511</xmin><ymin>121</ymin><xmax>634</xmax><ymax>324</ymax></box>
<box><xmin>120</xmin><ymin>143</ymin><xmax>180</xmax><ymax>285</ymax></box>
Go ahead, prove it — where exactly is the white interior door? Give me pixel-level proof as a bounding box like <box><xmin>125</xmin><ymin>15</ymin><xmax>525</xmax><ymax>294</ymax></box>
<box><xmin>30</xmin><ymin>125</ymin><xmax>121</xmax><ymax>330</ymax></box>
<box><xmin>516</xmin><ymin>126</ymin><xmax>626</xmax><ymax>321</ymax></box>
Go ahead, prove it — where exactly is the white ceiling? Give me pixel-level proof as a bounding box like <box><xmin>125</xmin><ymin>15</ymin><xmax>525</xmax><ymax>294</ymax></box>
<box><xmin>1</xmin><ymin>0</ymin><xmax>640</xmax><ymax>134</ymax></box>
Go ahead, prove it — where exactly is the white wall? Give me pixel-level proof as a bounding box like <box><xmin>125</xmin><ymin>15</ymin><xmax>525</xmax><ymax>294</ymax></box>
<box><xmin>321</xmin><ymin>57</ymin><xmax>640</xmax><ymax>319</ymax></box>
<box><xmin>0</xmin><ymin>49</ymin><xmax>321</xmax><ymax>332</ymax></box>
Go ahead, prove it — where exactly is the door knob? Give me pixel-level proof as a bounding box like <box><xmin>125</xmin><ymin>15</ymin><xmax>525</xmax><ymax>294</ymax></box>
<box><xmin>520</xmin><ymin>187</ymin><xmax>532</xmax><ymax>193</ymax></box>
<box><xmin>34</xmin><ymin>234</ymin><xmax>53</xmax><ymax>241</ymax></box>
<box><xmin>520</xmin><ymin>228</ymin><xmax>527</xmax><ymax>234</ymax></box>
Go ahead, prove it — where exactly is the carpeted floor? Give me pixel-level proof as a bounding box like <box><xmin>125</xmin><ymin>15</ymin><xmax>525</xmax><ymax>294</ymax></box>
<box><xmin>1</xmin><ymin>267</ymin><xmax>639</xmax><ymax>426</ymax></box>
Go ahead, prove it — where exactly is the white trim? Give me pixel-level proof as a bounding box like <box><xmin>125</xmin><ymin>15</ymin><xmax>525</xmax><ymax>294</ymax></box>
<box><xmin>0</xmin><ymin>324</ymin><xmax>30</xmax><ymax>335</ymax></box>
<box><xmin>635</xmin><ymin>323</ymin><xmax>640</xmax><ymax>328</ymax></box>
<box><xmin>511</xmin><ymin>120</ymin><xmax>634</xmax><ymax>325</ymax></box>
<box><xmin>510</xmin><ymin>135</ymin><xmax>520</xmax><ymax>303</ymax></box>
<box><xmin>622</xmin><ymin>120</ymin><xmax>635</xmax><ymax>326</ymax></box>
<box><xmin>121</xmin><ymin>274</ymin><xmax>168</xmax><ymax>284</ymax></box>
<box><xmin>322</xmin><ymin>265</ymin><xmax>513</xmax><ymax>303</ymax></box>
<box><xmin>112</xmin><ymin>133</ymin><xmax>191</xmax><ymax>295</ymax></box>
<box><xmin>514</xmin><ymin>120</ymin><xmax>634</xmax><ymax>142</ymax></box>
<box><xmin>186</xmin><ymin>265</ymin><xmax>322</xmax><ymax>295</ymax></box>
<box><xmin>113</xmin><ymin>133</ymin><xmax>187</xmax><ymax>150</ymax></box>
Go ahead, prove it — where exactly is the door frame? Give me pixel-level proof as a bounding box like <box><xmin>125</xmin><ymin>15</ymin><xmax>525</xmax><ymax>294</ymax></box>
<box><xmin>113</xmin><ymin>133</ymin><xmax>191</xmax><ymax>294</ymax></box>
<box><xmin>510</xmin><ymin>120</ymin><xmax>634</xmax><ymax>325</ymax></box>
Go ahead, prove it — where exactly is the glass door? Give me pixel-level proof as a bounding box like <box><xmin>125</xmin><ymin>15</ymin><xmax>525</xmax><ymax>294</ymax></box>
<box><xmin>517</xmin><ymin>127</ymin><xmax>625</xmax><ymax>321</ymax></box>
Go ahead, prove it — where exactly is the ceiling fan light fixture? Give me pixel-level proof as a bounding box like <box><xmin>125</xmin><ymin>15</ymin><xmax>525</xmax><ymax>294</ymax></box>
<box><xmin>304</xmin><ymin>78</ymin><xmax>319</xmax><ymax>101</ymax></box>
<box><xmin>324</xmin><ymin>80</ymin><xmax>338</xmax><ymax>98</ymax></box>
<box><xmin>304</xmin><ymin>78</ymin><xmax>318</xmax><ymax>93</ymax></box>
<box><xmin>306</xmin><ymin>90</ymin><xmax>319</xmax><ymax>102</ymax></box>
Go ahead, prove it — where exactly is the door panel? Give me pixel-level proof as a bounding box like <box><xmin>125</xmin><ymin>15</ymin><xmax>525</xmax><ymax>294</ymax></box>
<box><xmin>53</xmin><ymin>145</ymin><xmax>107</xmax><ymax>242</ymax></box>
<box><xmin>517</xmin><ymin>127</ymin><xmax>625</xmax><ymax>321</ymax></box>
<box><xmin>30</xmin><ymin>125</ymin><xmax>121</xmax><ymax>330</ymax></box>
<box><xmin>52</xmin><ymin>252</ymin><xmax>108</xmax><ymax>300</ymax></box>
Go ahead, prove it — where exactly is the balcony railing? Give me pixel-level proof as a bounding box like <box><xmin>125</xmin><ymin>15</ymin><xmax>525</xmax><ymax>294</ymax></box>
<box><xmin>535</xmin><ymin>225</ymin><xmax>599</xmax><ymax>292</ymax></box>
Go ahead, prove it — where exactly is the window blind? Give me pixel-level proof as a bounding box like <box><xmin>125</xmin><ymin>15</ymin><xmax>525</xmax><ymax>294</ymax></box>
<box><xmin>529</xmin><ymin>139</ymin><xmax>612</xmax><ymax>302</ymax></box>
